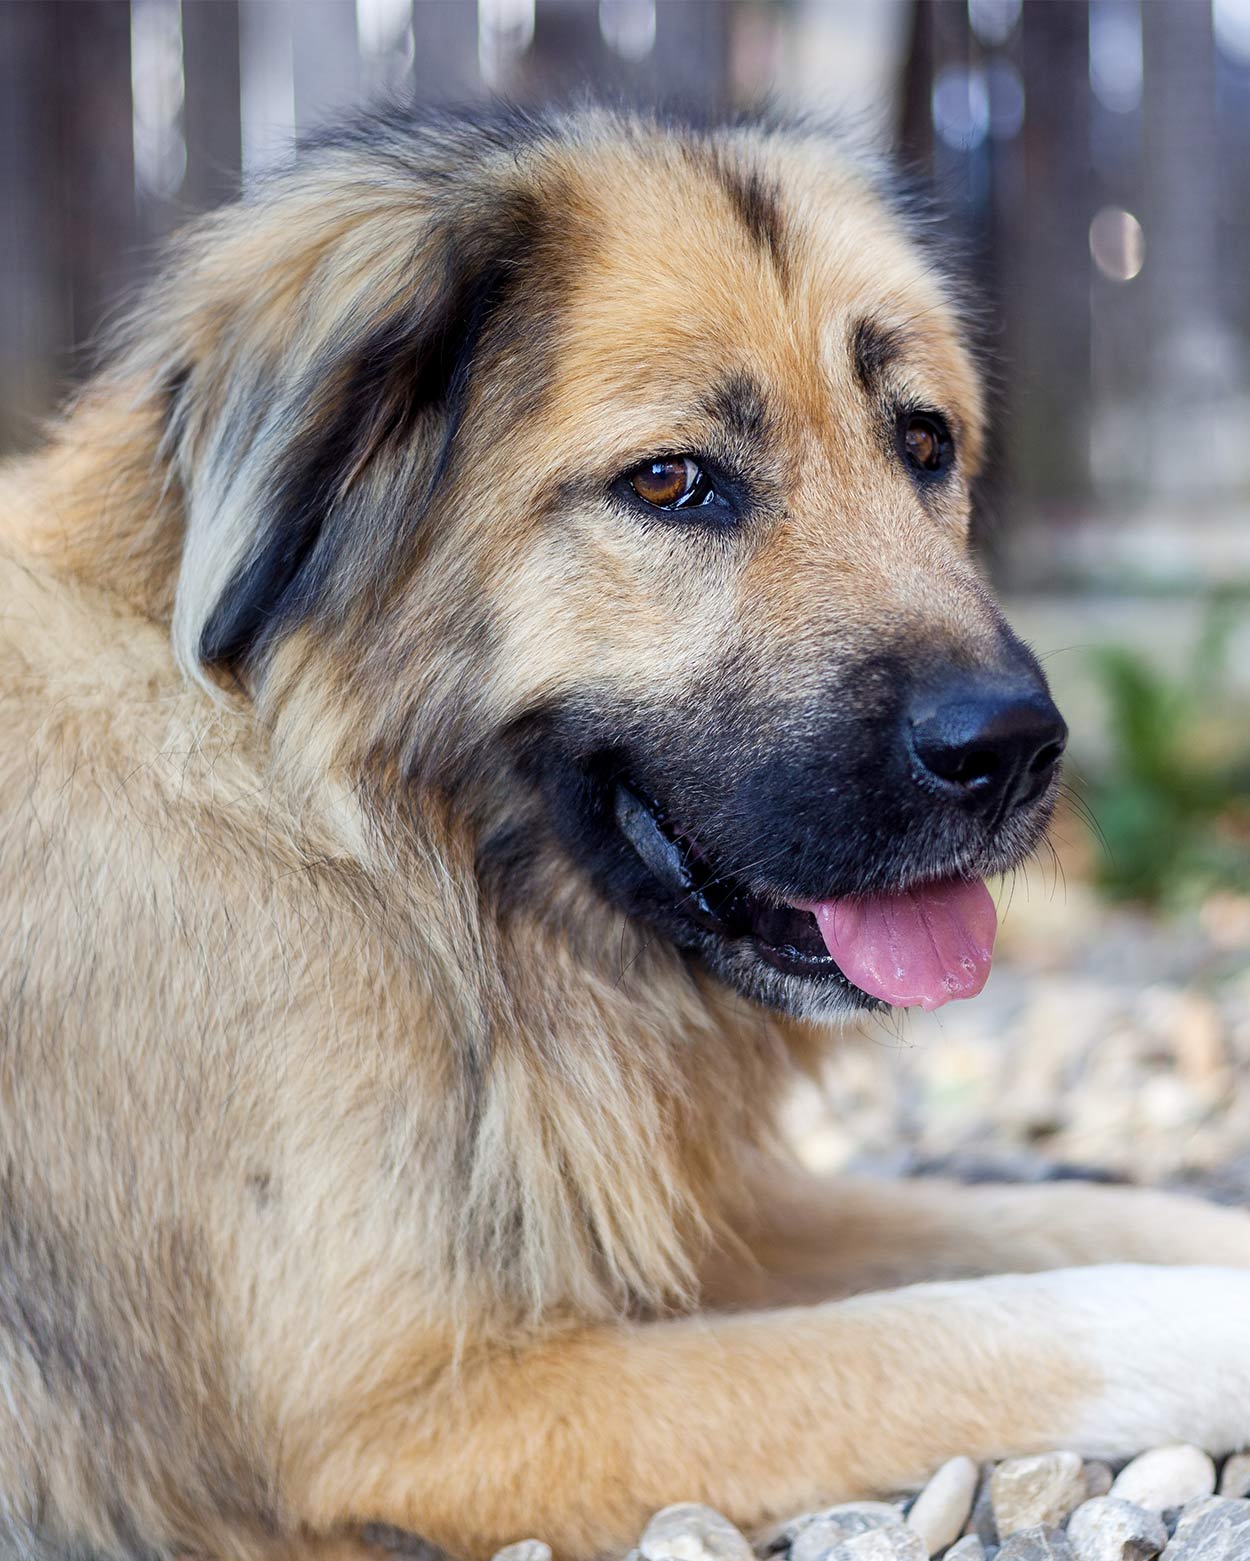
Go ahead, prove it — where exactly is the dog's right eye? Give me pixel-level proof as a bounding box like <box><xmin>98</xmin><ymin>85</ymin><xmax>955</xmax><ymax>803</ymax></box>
<box><xmin>626</xmin><ymin>457</ymin><xmax>716</xmax><ymax>511</ymax></box>
<box><xmin>898</xmin><ymin>410</ymin><xmax>955</xmax><ymax>481</ymax></box>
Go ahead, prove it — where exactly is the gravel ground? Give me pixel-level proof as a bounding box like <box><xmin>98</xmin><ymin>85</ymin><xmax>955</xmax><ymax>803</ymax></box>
<box><xmin>786</xmin><ymin>881</ymin><xmax>1250</xmax><ymax>1202</ymax></box>
<box><xmin>489</xmin><ymin>1445</ymin><xmax>1250</xmax><ymax>1561</ymax></box>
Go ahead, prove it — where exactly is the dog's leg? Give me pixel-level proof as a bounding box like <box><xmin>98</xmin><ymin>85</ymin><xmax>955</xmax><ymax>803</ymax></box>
<box><xmin>290</xmin><ymin>1264</ymin><xmax>1250</xmax><ymax>1560</ymax></box>
<box><xmin>703</xmin><ymin>1171</ymin><xmax>1250</xmax><ymax>1306</ymax></box>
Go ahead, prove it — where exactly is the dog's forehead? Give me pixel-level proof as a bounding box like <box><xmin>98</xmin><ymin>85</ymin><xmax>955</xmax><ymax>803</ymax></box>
<box><xmin>539</xmin><ymin>131</ymin><xmax>983</xmax><ymax>456</ymax></box>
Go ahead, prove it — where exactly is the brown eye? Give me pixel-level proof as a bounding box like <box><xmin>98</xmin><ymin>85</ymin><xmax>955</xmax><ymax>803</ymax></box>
<box><xmin>628</xmin><ymin>456</ymin><xmax>704</xmax><ymax>509</ymax></box>
<box><xmin>902</xmin><ymin>413</ymin><xmax>950</xmax><ymax>475</ymax></box>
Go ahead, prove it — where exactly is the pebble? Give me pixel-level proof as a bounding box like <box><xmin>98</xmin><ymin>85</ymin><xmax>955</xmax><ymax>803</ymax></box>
<box><xmin>1085</xmin><ymin>1466</ymin><xmax>1116</xmax><ymax>1501</ymax></box>
<box><xmin>1110</xmin><ymin>1449</ymin><xmax>1217</xmax><ymax>1514</ymax></box>
<box><xmin>1218</xmin><ymin>1454</ymin><xmax>1250</xmax><ymax>1501</ymax></box>
<box><xmin>623</xmin><ymin>1451</ymin><xmax>1250</xmax><ymax>1561</ymax></box>
<box><xmin>1065</xmin><ymin>1497</ymin><xmax>1168</xmax><ymax>1561</ymax></box>
<box><xmin>905</xmin><ymin>1457</ymin><xmax>979</xmax><ymax>1556</ymax></box>
<box><xmin>966</xmin><ymin>1464</ymin><xmax>999</xmax><ymax>1549</ymax></box>
<box><xmin>1165</xmin><ymin>990</ymin><xmax>1227</xmax><ymax>1088</ymax></box>
<box><xmin>992</xmin><ymin>1454</ymin><xmax>1088</xmax><ymax>1537</ymax></box>
<box><xmin>997</xmin><ymin>1525</ymin><xmax>1077</xmax><ymax>1560</ymax></box>
<box><xmin>819</xmin><ymin>1530</ymin><xmax>925</xmax><ymax>1561</ymax></box>
<box><xmin>1159</xmin><ymin>1497</ymin><xmax>1250</xmax><ymax>1560</ymax></box>
<box><xmin>787</xmin><ymin>1505</ymin><xmax>903</xmax><ymax>1561</ymax></box>
<box><xmin>639</xmin><ymin>1505</ymin><xmax>754</xmax><ymax>1561</ymax></box>
<box><xmin>490</xmin><ymin>1545</ymin><xmax>552</xmax><ymax>1561</ymax></box>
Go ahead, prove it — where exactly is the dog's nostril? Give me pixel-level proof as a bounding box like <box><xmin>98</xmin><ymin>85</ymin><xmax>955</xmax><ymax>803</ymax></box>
<box><xmin>1030</xmin><ymin>738</ymin><xmax>1066</xmax><ymax>776</ymax></box>
<box><xmin>909</xmin><ymin>684</ymin><xmax>1067</xmax><ymax>820</ymax></box>
<box><xmin>946</xmin><ymin>746</ymin><xmax>1002</xmax><ymax>790</ymax></box>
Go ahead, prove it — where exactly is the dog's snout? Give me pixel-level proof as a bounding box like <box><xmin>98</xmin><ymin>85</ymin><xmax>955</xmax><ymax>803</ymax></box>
<box><xmin>908</xmin><ymin>679</ymin><xmax>1067</xmax><ymax>820</ymax></box>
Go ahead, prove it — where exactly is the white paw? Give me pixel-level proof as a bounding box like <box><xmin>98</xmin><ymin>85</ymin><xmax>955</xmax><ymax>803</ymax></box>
<box><xmin>1049</xmin><ymin>1265</ymin><xmax>1250</xmax><ymax>1457</ymax></box>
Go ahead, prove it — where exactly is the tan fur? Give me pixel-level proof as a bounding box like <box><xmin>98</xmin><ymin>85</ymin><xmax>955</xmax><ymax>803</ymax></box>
<box><xmin>2</xmin><ymin>107</ymin><xmax>1249</xmax><ymax>1561</ymax></box>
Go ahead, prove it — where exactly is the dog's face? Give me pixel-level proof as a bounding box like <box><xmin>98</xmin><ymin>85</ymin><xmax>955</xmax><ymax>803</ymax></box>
<box><xmin>163</xmin><ymin>110</ymin><xmax>1064</xmax><ymax>1022</ymax></box>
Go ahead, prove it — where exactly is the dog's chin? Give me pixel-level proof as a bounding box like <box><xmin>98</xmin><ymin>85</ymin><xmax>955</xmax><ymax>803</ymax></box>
<box><xmin>602</xmin><ymin>778</ymin><xmax>1056</xmax><ymax>1023</ymax></box>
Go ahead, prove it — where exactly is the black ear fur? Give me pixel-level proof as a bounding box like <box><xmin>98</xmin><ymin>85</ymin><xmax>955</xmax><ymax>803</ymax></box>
<box><xmin>197</xmin><ymin>196</ymin><xmax>537</xmax><ymax>669</ymax></box>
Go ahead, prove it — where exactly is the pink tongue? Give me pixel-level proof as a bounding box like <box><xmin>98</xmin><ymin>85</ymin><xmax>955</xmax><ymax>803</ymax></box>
<box><xmin>805</xmin><ymin>877</ymin><xmax>997</xmax><ymax>1011</ymax></box>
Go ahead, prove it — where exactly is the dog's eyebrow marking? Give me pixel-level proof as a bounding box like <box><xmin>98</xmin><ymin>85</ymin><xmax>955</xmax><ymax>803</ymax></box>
<box><xmin>851</xmin><ymin>317</ymin><xmax>906</xmax><ymax>398</ymax></box>
<box><xmin>717</xmin><ymin>161</ymin><xmax>788</xmax><ymax>279</ymax></box>
<box><xmin>700</xmin><ymin>372</ymin><xmax>771</xmax><ymax>447</ymax></box>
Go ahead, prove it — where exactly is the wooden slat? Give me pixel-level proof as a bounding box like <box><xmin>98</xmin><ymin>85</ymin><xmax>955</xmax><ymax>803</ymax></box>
<box><xmin>239</xmin><ymin>0</ymin><xmax>296</xmax><ymax>178</ymax></box>
<box><xmin>54</xmin><ymin>2</ymin><xmax>140</xmax><ymax>377</ymax></box>
<box><xmin>0</xmin><ymin>0</ymin><xmax>66</xmax><ymax>450</ymax></box>
<box><xmin>1142</xmin><ymin>2</ymin><xmax>1220</xmax><ymax>401</ymax></box>
<box><xmin>293</xmin><ymin>1</ymin><xmax>363</xmax><ymax>133</ymax></box>
<box><xmin>652</xmin><ymin>0</ymin><xmax>730</xmax><ymax>108</ymax></box>
<box><xmin>1015</xmin><ymin>0</ymin><xmax>1093</xmax><ymax>507</ymax></box>
<box><xmin>182</xmin><ymin>0</ymin><xmax>243</xmax><ymax>212</ymax></box>
<box><xmin>410</xmin><ymin>1</ymin><xmax>481</xmax><ymax>103</ymax></box>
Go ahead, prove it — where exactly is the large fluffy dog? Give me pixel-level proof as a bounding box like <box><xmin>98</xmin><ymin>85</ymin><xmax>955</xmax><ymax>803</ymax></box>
<box><xmin>1</xmin><ymin>105</ymin><xmax>1249</xmax><ymax>1561</ymax></box>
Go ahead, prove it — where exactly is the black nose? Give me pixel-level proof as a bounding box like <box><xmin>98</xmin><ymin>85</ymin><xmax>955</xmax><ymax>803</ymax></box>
<box><xmin>908</xmin><ymin>680</ymin><xmax>1068</xmax><ymax>821</ymax></box>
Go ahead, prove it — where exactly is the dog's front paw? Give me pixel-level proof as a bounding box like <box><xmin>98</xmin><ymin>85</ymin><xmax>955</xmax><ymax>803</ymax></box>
<box><xmin>1057</xmin><ymin>1265</ymin><xmax>1250</xmax><ymax>1458</ymax></box>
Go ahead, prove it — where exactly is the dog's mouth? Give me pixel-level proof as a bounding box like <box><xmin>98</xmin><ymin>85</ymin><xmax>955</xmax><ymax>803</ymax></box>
<box><xmin>613</xmin><ymin>780</ymin><xmax>998</xmax><ymax>1012</ymax></box>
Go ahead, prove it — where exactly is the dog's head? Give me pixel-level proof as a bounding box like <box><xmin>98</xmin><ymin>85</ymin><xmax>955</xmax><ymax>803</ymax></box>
<box><xmin>147</xmin><ymin>106</ymin><xmax>1064</xmax><ymax>1022</ymax></box>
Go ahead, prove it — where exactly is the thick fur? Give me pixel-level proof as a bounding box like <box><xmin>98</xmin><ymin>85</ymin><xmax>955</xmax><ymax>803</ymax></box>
<box><xmin>2</xmin><ymin>105</ymin><xmax>1250</xmax><ymax>1561</ymax></box>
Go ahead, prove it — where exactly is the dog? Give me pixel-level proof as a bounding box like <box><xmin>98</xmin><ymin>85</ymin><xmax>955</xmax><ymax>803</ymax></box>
<box><xmin>1</xmin><ymin>103</ymin><xmax>1249</xmax><ymax>1561</ymax></box>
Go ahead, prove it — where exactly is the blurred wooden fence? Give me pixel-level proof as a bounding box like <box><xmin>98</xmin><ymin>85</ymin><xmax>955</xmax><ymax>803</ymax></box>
<box><xmin>3</xmin><ymin>0</ymin><xmax>1250</xmax><ymax>589</ymax></box>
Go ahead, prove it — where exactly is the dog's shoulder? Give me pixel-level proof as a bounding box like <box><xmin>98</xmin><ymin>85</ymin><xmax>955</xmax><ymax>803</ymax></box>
<box><xmin>0</xmin><ymin>470</ymin><xmax>332</xmax><ymax>932</ymax></box>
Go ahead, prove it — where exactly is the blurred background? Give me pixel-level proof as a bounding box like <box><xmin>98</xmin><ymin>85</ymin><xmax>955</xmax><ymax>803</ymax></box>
<box><xmin>1</xmin><ymin>0</ymin><xmax>1248</xmax><ymax>1190</ymax></box>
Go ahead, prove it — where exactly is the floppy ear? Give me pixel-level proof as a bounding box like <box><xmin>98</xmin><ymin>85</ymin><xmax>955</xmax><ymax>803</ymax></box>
<box><xmin>164</xmin><ymin>182</ymin><xmax>539</xmax><ymax>680</ymax></box>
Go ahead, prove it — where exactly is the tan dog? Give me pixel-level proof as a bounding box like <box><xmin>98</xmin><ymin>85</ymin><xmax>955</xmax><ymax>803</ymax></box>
<box><xmin>1</xmin><ymin>105</ymin><xmax>1248</xmax><ymax>1561</ymax></box>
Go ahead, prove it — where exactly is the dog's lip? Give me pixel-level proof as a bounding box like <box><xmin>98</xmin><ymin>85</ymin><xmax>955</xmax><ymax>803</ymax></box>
<box><xmin>610</xmin><ymin>776</ymin><xmax>1044</xmax><ymax>1004</ymax></box>
<box><xmin>612</xmin><ymin>780</ymin><xmax>859</xmax><ymax>990</ymax></box>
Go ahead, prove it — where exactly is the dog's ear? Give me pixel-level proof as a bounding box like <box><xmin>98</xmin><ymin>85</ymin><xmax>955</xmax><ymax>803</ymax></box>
<box><xmin>163</xmin><ymin>182</ymin><xmax>539</xmax><ymax>680</ymax></box>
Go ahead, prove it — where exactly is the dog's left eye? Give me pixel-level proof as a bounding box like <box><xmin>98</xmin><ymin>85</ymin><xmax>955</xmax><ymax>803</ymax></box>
<box><xmin>626</xmin><ymin>456</ymin><xmax>716</xmax><ymax>511</ymax></box>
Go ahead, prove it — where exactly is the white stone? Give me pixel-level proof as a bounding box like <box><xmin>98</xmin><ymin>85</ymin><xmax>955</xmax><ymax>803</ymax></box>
<box><xmin>1085</xmin><ymin>1464</ymin><xmax>1116</xmax><ymax>1500</ymax></box>
<box><xmin>1218</xmin><ymin>1452</ymin><xmax>1250</xmax><ymax>1500</ymax></box>
<box><xmin>788</xmin><ymin>1505</ymin><xmax>902</xmax><ymax>1561</ymax></box>
<box><xmin>1160</xmin><ymin>1497</ymin><xmax>1250</xmax><ymax>1560</ymax></box>
<box><xmin>822</xmin><ymin>1528</ymin><xmax>926</xmax><ymax>1561</ymax></box>
<box><xmin>997</xmin><ymin>1528</ymin><xmax>1076</xmax><ymax>1560</ymax></box>
<box><xmin>639</xmin><ymin>1505</ymin><xmax>754</xmax><ymax>1561</ymax></box>
<box><xmin>491</xmin><ymin>1544</ymin><xmax>552</xmax><ymax>1561</ymax></box>
<box><xmin>905</xmin><ymin>1457</ymin><xmax>979</xmax><ymax>1556</ymax></box>
<box><xmin>991</xmin><ymin>1452</ymin><xmax>1088</xmax><ymax>1537</ymax></box>
<box><xmin>945</xmin><ymin>1539</ymin><xmax>986</xmax><ymax>1561</ymax></box>
<box><xmin>965</xmin><ymin>1464</ymin><xmax>996</xmax><ymax>1548</ymax></box>
<box><xmin>1110</xmin><ymin>1446</ymin><xmax>1216</xmax><ymax>1513</ymax></box>
<box><xmin>1065</xmin><ymin>1496</ymin><xmax>1168</xmax><ymax>1561</ymax></box>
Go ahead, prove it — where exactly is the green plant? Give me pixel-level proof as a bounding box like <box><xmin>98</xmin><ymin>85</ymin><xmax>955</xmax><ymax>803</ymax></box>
<box><xmin>1081</xmin><ymin>601</ymin><xmax>1250</xmax><ymax>907</ymax></box>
